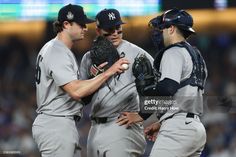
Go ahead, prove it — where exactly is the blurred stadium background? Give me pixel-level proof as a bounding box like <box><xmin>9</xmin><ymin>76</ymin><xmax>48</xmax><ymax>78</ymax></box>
<box><xmin>0</xmin><ymin>0</ymin><xmax>236</xmax><ymax>157</ymax></box>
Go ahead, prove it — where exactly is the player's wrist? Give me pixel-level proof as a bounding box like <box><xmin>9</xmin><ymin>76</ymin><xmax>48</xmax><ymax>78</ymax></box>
<box><xmin>102</xmin><ymin>70</ymin><xmax>114</xmax><ymax>79</ymax></box>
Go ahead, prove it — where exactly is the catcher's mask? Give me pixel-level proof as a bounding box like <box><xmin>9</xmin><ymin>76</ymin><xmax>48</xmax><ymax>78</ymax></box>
<box><xmin>148</xmin><ymin>15</ymin><xmax>165</xmax><ymax>51</ymax></box>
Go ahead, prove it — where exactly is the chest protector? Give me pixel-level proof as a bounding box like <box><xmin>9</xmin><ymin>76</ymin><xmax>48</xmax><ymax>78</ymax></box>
<box><xmin>154</xmin><ymin>41</ymin><xmax>207</xmax><ymax>90</ymax></box>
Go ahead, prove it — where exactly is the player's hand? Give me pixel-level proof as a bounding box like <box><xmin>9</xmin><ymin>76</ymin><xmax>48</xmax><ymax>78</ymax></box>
<box><xmin>90</xmin><ymin>62</ymin><xmax>108</xmax><ymax>77</ymax></box>
<box><xmin>98</xmin><ymin>62</ymin><xmax>109</xmax><ymax>68</ymax></box>
<box><xmin>144</xmin><ymin>122</ymin><xmax>161</xmax><ymax>142</ymax></box>
<box><xmin>105</xmin><ymin>58</ymin><xmax>129</xmax><ymax>76</ymax></box>
<box><xmin>116</xmin><ymin>112</ymin><xmax>143</xmax><ymax>128</ymax></box>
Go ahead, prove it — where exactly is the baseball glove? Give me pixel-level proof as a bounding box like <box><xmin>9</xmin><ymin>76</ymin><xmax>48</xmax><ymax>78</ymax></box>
<box><xmin>132</xmin><ymin>54</ymin><xmax>155</xmax><ymax>95</ymax></box>
<box><xmin>90</xmin><ymin>36</ymin><xmax>120</xmax><ymax>77</ymax></box>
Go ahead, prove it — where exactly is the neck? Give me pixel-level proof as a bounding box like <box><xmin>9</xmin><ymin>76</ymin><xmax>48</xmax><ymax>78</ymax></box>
<box><xmin>170</xmin><ymin>35</ymin><xmax>185</xmax><ymax>45</ymax></box>
<box><xmin>56</xmin><ymin>32</ymin><xmax>73</xmax><ymax>49</ymax></box>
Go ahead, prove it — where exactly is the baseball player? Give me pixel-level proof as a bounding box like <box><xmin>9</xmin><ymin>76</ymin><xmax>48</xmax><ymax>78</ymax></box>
<box><xmin>32</xmin><ymin>4</ymin><xmax>128</xmax><ymax>157</ymax></box>
<box><xmin>79</xmin><ymin>9</ymin><xmax>154</xmax><ymax>157</ymax></box>
<box><xmin>130</xmin><ymin>8</ymin><xmax>208</xmax><ymax>157</ymax></box>
<box><xmin>147</xmin><ymin>9</ymin><xmax>208</xmax><ymax>157</ymax></box>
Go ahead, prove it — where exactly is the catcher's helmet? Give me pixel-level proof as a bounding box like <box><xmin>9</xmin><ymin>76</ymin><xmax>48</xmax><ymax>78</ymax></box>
<box><xmin>149</xmin><ymin>8</ymin><xmax>195</xmax><ymax>34</ymax></box>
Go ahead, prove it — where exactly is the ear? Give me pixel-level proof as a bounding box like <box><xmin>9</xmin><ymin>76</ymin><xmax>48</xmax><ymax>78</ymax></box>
<box><xmin>168</xmin><ymin>25</ymin><xmax>175</xmax><ymax>35</ymax></box>
<box><xmin>63</xmin><ymin>21</ymin><xmax>71</xmax><ymax>29</ymax></box>
<box><xmin>96</xmin><ymin>27</ymin><xmax>102</xmax><ymax>35</ymax></box>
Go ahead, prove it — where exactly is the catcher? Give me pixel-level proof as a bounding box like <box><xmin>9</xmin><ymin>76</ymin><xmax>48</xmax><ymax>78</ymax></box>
<box><xmin>79</xmin><ymin>9</ymin><xmax>153</xmax><ymax>157</ymax></box>
<box><xmin>123</xmin><ymin>9</ymin><xmax>208</xmax><ymax>157</ymax></box>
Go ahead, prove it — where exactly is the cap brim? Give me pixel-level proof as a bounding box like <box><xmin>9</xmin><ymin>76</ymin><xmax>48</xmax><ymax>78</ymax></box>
<box><xmin>99</xmin><ymin>21</ymin><xmax>125</xmax><ymax>29</ymax></box>
<box><xmin>84</xmin><ymin>18</ymin><xmax>95</xmax><ymax>24</ymax></box>
<box><xmin>177</xmin><ymin>24</ymin><xmax>196</xmax><ymax>34</ymax></box>
<box><xmin>76</xmin><ymin>18</ymin><xmax>95</xmax><ymax>25</ymax></box>
<box><xmin>182</xmin><ymin>27</ymin><xmax>196</xmax><ymax>34</ymax></box>
<box><xmin>118</xmin><ymin>21</ymin><xmax>126</xmax><ymax>25</ymax></box>
<box><xmin>188</xmin><ymin>27</ymin><xmax>196</xmax><ymax>33</ymax></box>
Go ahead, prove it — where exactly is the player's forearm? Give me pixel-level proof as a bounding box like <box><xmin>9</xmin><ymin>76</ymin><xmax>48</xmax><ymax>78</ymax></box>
<box><xmin>63</xmin><ymin>58</ymin><xmax>128</xmax><ymax>100</ymax></box>
<box><xmin>73</xmin><ymin>71</ymin><xmax>112</xmax><ymax>100</ymax></box>
<box><xmin>75</xmin><ymin>59</ymin><xmax>129</xmax><ymax>98</ymax></box>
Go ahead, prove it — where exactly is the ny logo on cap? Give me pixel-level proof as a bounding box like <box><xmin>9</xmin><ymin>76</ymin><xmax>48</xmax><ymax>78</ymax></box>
<box><xmin>67</xmin><ymin>11</ymin><xmax>74</xmax><ymax>20</ymax></box>
<box><xmin>108</xmin><ymin>12</ymin><xmax>116</xmax><ymax>20</ymax></box>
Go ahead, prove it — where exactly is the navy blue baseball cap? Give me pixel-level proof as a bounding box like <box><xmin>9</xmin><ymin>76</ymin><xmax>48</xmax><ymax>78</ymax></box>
<box><xmin>58</xmin><ymin>4</ymin><xmax>95</xmax><ymax>25</ymax></box>
<box><xmin>96</xmin><ymin>9</ymin><xmax>125</xmax><ymax>29</ymax></box>
<box><xmin>149</xmin><ymin>8</ymin><xmax>195</xmax><ymax>34</ymax></box>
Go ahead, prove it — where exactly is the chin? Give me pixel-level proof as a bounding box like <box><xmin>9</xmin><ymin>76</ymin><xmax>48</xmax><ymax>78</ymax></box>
<box><xmin>76</xmin><ymin>36</ymin><xmax>84</xmax><ymax>40</ymax></box>
<box><xmin>112</xmin><ymin>40</ymin><xmax>122</xmax><ymax>47</ymax></box>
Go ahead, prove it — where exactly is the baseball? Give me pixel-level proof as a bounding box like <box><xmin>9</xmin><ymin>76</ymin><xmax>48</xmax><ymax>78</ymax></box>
<box><xmin>122</xmin><ymin>63</ymin><xmax>129</xmax><ymax>70</ymax></box>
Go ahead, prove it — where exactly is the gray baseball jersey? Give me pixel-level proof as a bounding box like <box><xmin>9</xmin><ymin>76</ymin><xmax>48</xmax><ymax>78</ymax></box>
<box><xmin>150</xmin><ymin>46</ymin><xmax>206</xmax><ymax>157</ymax></box>
<box><xmin>80</xmin><ymin>39</ymin><xmax>154</xmax><ymax>118</ymax></box>
<box><xmin>158</xmin><ymin>46</ymin><xmax>205</xmax><ymax>121</ymax></box>
<box><xmin>32</xmin><ymin>38</ymin><xmax>82</xmax><ymax>157</ymax></box>
<box><xmin>80</xmin><ymin>39</ymin><xmax>153</xmax><ymax>157</ymax></box>
<box><xmin>35</xmin><ymin>38</ymin><xmax>83</xmax><ymax>116</ymax></box>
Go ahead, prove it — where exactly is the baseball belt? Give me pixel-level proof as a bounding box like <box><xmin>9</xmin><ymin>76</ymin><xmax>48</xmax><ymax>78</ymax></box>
<box><xmin>38</xmin><ymin>112</ymin><xmax>81</xmax><ymax>122</ymax></box>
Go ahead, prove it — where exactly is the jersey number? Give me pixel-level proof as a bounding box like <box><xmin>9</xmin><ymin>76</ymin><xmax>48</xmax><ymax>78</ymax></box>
<box><xmin>35</xmin><ymin>55</ymin><xmax>42</xmax><ymax>84</ymax></box>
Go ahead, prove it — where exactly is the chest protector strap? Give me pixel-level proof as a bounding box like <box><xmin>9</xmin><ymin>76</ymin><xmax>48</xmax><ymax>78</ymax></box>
<box><xmin>154</xmin><ymin>41</ymin><xmax>207</xmax><ymax>90</ymax></box>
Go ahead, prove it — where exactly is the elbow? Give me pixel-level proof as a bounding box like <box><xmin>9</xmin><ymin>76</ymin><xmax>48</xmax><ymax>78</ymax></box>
<box><xmin>62</xmin><ymin>80</ymin><xmax>87</xmax><ymax>100</ymax></box>
<box><xmin>162</xmin><ymin>87</ymin><xmax>178</xmax><ymax>96</ymax></box>
<box><xmin>70</xmin><ymin>92</ymin><xmax>82</xmax><ymax>101</ymax></box>
<box><xmin>70</xmin><ymin>90</ymin><xmax>93</xmax><ymax>101</ymax></box>
<box><xmin>156</xmin><ymin>78</ymin><xmax>180</xmax><ymax>96</ymax></box>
